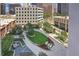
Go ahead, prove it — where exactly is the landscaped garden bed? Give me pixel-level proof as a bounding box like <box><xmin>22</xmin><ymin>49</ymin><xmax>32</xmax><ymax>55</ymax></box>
<box><xmin>27</xmin><ymin>30</ymin><xmax>54</xmax><ymax>50</ymax></box>
<box><xmin>2</xmin><ymin>34</ymin><xmax>14</xmax><ymax>56</ymax></box>
<box><xmin>27</xmin><ymin>31</ymin><xmax>48</xmax><ymax>45</ymax></box>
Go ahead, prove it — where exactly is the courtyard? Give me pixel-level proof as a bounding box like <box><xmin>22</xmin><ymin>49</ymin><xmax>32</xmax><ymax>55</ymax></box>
<box><xmin>1</xmin><ymin>24</ymin><xmax>67</xmax><ymax>56</ymax></box>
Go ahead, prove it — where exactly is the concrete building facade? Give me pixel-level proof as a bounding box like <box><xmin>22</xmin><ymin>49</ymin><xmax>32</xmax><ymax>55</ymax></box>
<box><xmin>57</xmin><ymin>3</ymin><xmax>69</xmax><ymax>16</ymax></box>
<box><xmin>54</xmin><ymin>16</ymin><xmax>69</xmax><ymax>31</ymax></box>
<box><xmin>15</xmin><ymin>4</ymin><xmax>43</xmax><ymax>26</ymax></box>
<box><xmin>0</xmin><ymin>3</ymin><xmax>6</xmax><ymax>15</ymax></box>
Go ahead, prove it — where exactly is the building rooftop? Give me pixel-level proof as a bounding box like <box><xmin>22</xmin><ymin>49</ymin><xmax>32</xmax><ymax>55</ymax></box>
<box><xmin>0</xmin><ymin>15</ymin><xmax>16</xmax><ymax>19</ymax></box>
<box><xmin>54</xmin><ymin>16</ymin><xmax>69</xmax><ymax>19</ymax></box>
<box><xmin>0</xmin><ymin>15</ymin><xmax>16</xmax><ymax>29</ymax></box>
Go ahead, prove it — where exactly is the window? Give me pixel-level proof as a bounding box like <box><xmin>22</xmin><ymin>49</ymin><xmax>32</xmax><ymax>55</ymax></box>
<box><xmin>22</xmin><ymin>11</ymin><xmax>23</xmax><ymax>13</ymax></box>
<box><xmin>16</xmin><ymin>8</ymin><xmax>18</xmax><ymax>10</ymax></box>
<box><xmin>33</xmin><ymin>8</ymin><xmax>34</xmax><ymax>10</ymax></box>
<box><xmin>22</xmin><ymin>8</ymin><xmax>23</xmax><ymax>10</ymax></box>
<box><xmin>17</xmin><ymin>21</ymin><xmax>18</xmax><ymax>23</ymax></box>
<box><xmin>22</xmin><ymin>21</ymin><xmax>23</xmax><ymax>23</ymax></box>
<box><xmin>16</xmin><ymin>18</ymin><xmax>18</xmax><ymax>19</ymax></box>
<box><xmin>25</xmin><ymin>8</ymin><xmax>26</xmax><ymax>10</ymax></box>
<box><xmin>30</xmin><ymin>21</ymin><xmax>31</xmax><ymax>22</ymax></box>
<box><xmin>25</xmin><ymin>21</ymin><xmax>26</xmax><ymax>23</ymax></box>
<box><xmin>19</xmin><ymin>21</ymin><xmax>21</xmax><ymax>23</ymax></box>
<box><xmin>27</xmin><ymin>18</ymin><xmax>29</xmax><ymax>19</ymax></box>
<box><xmin>36</xmin><ymin>8</ymin><xmax>37</xmax><ymax>10</ymax></box>
<box><xmin>36</xmin><ymin>15</ymin><xmax>37</xmax><ymax>16</ymax></box>
<box><xmin>30</xmin><ymin>11</ymin><xmax>32</xmax><ymax>13</ymax></box>
<box><xmin>27</xmin><ymin>21</ymin><xmax>29</xmax><ymax>23</ymax></box>
<box><xmin>33</xmin><ymin>21</ymin><xmax>35</xmax><ymax>22</ymax></box>
<box><xmin>25</xmin><ymin>15</ymin><xmax>26</xmax><ymax>16</ymax></box>
<box><xmin>27</xmin><ymin>11</ymin><xmax>29</xmax><ymax>13</ymax></box>
<box><xmin>33</xmin><ymin>14</ymin><xmax>34</xmax><ymax>16</ymax></box>
<box><xmin>16</xmin><ymin>12</ymin><xmax>18</xmax><ymax>13</ymax></box>
<box><xmin>28</xmin><ymin>8</ymin><xmax>29</xmax><ymax>10</ymax></box>
<box><xmin>19</xmin><ymin>11</ymin><xmax>21</xmax><ymax>13</ymax></box>
<box><xmin>28</xmin><ymin>15</ymin><xmax>29</xmax><ymax>16</ymax></box>
<box><xmin>16</xmin><ymin>15</ymin><xmax>18</xmax><ymax>16</ymax></box>
<box><xmin>19</xmin><ymin>18</ymin><xmax>21</xmax><ymax>19</ymax></box>
<box><xmin>19</xmin><ymin>8</ymin><xmax>20</xmax><ymax>10</ymax></box>
<box><xmin>25</xmin><ymin>11</ymin><xmax>26</xmax><ymax>13</ymax></box>
<box><xmin>33</xmin><ymin>18</ymin><xmax>34</xmax><ymax>19</ymax></box>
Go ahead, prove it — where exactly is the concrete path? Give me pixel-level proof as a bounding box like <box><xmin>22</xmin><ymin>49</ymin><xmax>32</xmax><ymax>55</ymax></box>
<box><xmin>14</xmin><ymin>45</ymin><xmax>35</xmax><ymax>56</ymax></box>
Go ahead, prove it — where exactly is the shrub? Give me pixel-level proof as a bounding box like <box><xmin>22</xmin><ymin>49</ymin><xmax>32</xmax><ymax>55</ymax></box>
<box><xmin>43</xmin><ymin>22</ymin><xmax>53</xmax><ymax>33</ymax></box>
<box><xmin>2</xmin><ymin>34</ymin><xmax>14</xmax><ymax>56</ymax></box>
<box><xmin>10</xmin><ymin>25</ymin><xmax>22</xmax><ymax>35</ymax></box>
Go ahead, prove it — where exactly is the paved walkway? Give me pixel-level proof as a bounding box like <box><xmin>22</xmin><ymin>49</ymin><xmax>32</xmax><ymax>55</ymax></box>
<box><xmin>23</xmin><ymin>30</ymin><xmax>67</xmax><ymax>56</ymax></box>
<box><xmin>14</xmin><ymin>44</ymin><xmax>35</xmax><ymax>56</ymax></box>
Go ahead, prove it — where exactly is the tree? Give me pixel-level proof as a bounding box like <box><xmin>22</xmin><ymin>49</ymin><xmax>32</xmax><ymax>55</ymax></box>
<box><xmin>37</xmin><ymin>21</ymin><xmax>43</xmax><ymax>28</ymax></box>
<box><xmin>58</xmin><ymin>31</ymin><xmax>68</xmax><ymax>42</ymax></box>
<box><xmin>10</xmin><ymin>25</ymin><xmax>22</xmax><ymax>35</ymax></box>
<box><xmin>43</xmin><ymin>13</ymin><xmax>50</xmax><ymax>19</ymax></box>
<box><xmin>58</xmin><ymin>35</ymin><xmax>65</xmax><ymax>42</ymax></box>
<box><xmin>43</xmin><ymin>22</ymin><xmax>53</xmax><ymax>33</ymax></box>
<box><xmin>61</xmin><ymin>31</ymin><xmax>67</xmax><ymax>38</ymax></box>
<box><xmin>23</xmin><ymin>24</ymin><xmax>27</xmax><ymax>30</ymax></box>
<box><xmin>27</xmin><ymin>23</ymin><xmax>34</xmax><ymax>36</ymax></box>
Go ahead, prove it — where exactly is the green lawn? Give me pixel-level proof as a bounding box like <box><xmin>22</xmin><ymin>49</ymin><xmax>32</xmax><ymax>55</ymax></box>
<box><xmin>2</xmin><ymin>34</ymin><xmax>14</xmax><ymax>56</ymax></box>
<box><xmin>27</xmin><ymin>31</ymin><xmax>48</xmax><ymax>45</ymax></box>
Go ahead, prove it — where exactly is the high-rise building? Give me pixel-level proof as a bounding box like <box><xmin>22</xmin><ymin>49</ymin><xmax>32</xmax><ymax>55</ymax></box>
<box><xmin>8</xmin><ymin>3</ymin><xmax>21</xmax><ymax>15</ymax></box>
<box><xmin>1</xmin><ymin>3</ymin><xmax>6</xmax><ymax>15</ymax></box>
<box><xmin>54</xmin><ymin>16</ymin><xmax>69</xmax><ymax>31</ymax></box>
<box><xmin>15</xmin><ymin>4</ymin><xmax>43</xmax><ymax>26</ymax></box>
<box><xmin>32</xmin><ymin>3</ymin><xmax>52</xmax><ymax>16</ymax></box>
<box><xmin>57</xmin><ymin>3</ymin><xmax>69</xmax><ymax>16</ymax></box>
<box><xmin>22</xmin><ymin>3</ymin><xmax>31</xmax><ymax>7</ymax></box>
